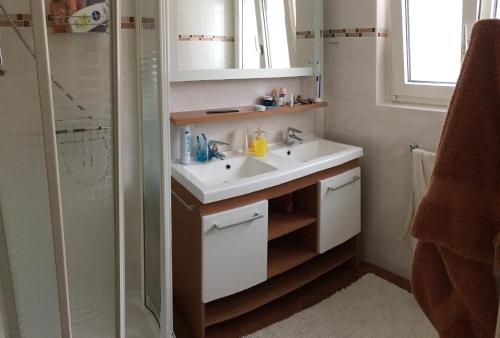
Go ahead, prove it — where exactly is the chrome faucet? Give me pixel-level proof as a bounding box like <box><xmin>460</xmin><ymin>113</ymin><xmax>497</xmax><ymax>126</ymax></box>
<box><xmin>285</xmin><ymin>127</ymin><xmax>304</xmax><ymax>145</ymax></box>
<box><xmin>208</xmin><ymin>140</ymin><xmax>230</xmax><ymax>160</ymax></box>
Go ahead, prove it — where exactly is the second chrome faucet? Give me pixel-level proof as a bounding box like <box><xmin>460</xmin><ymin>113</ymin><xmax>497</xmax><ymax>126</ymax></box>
<box><xmin>285</xmin><ymin>127</ymin><xmax>304</xmax><ymax>145</ymax></box>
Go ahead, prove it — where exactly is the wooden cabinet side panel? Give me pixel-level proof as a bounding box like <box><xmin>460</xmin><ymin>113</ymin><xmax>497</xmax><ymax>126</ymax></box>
<box><xmin>172</xmin><ymin>197</ymin><xmax>205</xmax><ymax>338</ymax></box>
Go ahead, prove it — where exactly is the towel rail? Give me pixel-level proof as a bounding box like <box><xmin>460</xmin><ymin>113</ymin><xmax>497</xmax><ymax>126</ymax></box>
<box><xmin>410</xmin><ymin>143</ymin><xmax>420</xmax><ymax>152</ymax></box>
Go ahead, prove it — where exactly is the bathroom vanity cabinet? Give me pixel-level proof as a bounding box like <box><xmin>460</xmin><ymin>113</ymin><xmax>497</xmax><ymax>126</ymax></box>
<box><xmin>172</xmin><ymin>159</ymin><xmax>361</xmax><ymax>338</ymax></box>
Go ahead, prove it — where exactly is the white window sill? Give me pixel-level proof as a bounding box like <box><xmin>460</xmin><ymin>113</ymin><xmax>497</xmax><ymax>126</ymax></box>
<box><xmin>376</xmin><ymin>100</ymin><xmax>448</xmax><ymax>114</ymax></box>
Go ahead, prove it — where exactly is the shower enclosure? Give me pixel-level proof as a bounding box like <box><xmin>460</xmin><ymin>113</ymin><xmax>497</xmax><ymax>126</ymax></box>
<box><xmin>0</xmin><ymin>0</ymin><xmax>123</xmax><ymax>336</ymax></box>
<box><xmin>0</xmin><ymin>0</ymin><xmax>171</xmax><ymax>337</ymax></box>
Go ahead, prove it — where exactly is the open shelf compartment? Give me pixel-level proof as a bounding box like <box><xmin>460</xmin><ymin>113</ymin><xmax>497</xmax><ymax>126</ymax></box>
<box><xmin>267</xmin><ymin>184</ymin><xmax>318</xmax><ymax>242</ymax></box>
<box><xmin>268</xmin><ymin>210</ymin><xmax>317</xmax><ymax>241</ymax></box>
<box><xmin>268</xmin><ymin>235</ymin><xmax>317</xmax><ymax>278</ymax></box>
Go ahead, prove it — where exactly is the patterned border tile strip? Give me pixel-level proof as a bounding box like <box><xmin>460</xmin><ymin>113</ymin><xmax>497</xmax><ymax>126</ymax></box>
<box><xmin>0</xmin><ymin>13</ymin><xmax>155</xmax><ymax>30</ymax></box>
<box><xmin>296</xmin><ymin>30</ymin><xmax>315</xmax><ymax>39</ymax></box>
<box><xmin>141</xmin><ymin>17</ymin><xmax>156</xmax><ymax>30</ymax></box>
<box><xmin>322</xmin><ymin>27</ymin><xmax>388</xmax><ymax>38</ymax></box>
<box><xmin>178</xmin><ymin>34</ymin><xmax>235</xmax><ymax>42</ymax></box>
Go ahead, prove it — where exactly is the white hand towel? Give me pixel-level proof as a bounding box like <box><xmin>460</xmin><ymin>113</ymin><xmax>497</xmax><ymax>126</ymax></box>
<box><xmin>403</xmin><ymin>148</ymin><xmax>436</xmax><ymax>251</ymax></box>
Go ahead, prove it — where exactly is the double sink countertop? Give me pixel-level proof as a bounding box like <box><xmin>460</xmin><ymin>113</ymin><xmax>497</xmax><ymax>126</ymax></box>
<box><xmin>172</xmin><ymin>137</ymin><xmax>364</xmax><ymax>204</ymax></box>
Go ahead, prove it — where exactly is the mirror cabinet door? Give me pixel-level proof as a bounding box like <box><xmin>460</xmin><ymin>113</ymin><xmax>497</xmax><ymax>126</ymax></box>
<box><xmin>170</xmin><ymin>0</ymin><xmax>321</xmax><ymax>81</ymax></box>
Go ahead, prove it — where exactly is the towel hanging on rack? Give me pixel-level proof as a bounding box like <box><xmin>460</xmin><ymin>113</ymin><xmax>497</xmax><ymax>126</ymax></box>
<box><xmin>402</xmin><ymin>148</ymin><xmax>436</xmax><ymax>252</ymax></box>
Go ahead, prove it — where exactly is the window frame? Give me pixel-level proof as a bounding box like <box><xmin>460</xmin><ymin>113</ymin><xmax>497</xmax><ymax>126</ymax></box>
<box><xmin>391</xmin><ymin>0</ymin><xmax>480</xmax><ymax>105</ymax></box>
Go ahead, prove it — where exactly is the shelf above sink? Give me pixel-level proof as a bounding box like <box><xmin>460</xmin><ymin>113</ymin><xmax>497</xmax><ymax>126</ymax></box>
<box><xmin>170</xmin><ymin>102</ymin><xmax>328</xmax><ymax>126</ymax></box>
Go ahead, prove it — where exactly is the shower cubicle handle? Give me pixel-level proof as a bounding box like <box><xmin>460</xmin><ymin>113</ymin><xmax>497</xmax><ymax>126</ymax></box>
<box><xmin>0</xmin><ymin>48</ymin><xmax>5</xmax><ymax>76</ymax></box>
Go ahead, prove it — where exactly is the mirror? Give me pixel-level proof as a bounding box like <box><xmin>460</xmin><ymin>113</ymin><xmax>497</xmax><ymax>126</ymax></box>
<box><xmin>170</xmin><ymin>0</ymin><xmax>321</xmax><ymax>81</ymax></box>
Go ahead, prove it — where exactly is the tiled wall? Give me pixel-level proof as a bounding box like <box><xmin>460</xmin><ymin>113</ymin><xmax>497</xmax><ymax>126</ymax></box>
<box><xmin>323</xmin><ymin>0</ymin><xmax>447</xmax><ymax>278</ymax></box>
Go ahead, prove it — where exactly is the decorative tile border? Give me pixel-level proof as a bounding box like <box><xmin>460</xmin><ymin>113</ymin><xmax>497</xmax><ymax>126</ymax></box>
<box><xmin>0</xmin><ymin>14</ymin><xmax>156</xmax><ymax>30</ymax></box>
<box><xmin>322</xmin><ymin>27</ymin><xmax>388</xmax><ymax>38</ymax></box>
<box><xmin>141</xmin><ymin>17</ymin><xmax>156</xmax><ymax>30</ymax></box>
<box><xmin>0</xmin><ymin>16</ymin><xmax>385</xmax><ymax>37</ymax></box>
<box><xmin>178</xmin><ymin>34</ymin><xmax>235</xmax><ymax>42</ymax></box>
<box><xmin>296</xmin><ymin>28</ymin><xmax>388</xmax><ymax>39</ymax></box>
<box><xmin>296</xmin><ymin>31</ymin><xmax>315</xmax><ymax>39</ymax></box>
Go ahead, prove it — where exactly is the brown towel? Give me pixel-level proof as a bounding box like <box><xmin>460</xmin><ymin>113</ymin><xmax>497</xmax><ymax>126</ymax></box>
<box><xmin>411</xmin><ymin>19</ymin><xmax>500</xmax><ymax>338</ymax></box>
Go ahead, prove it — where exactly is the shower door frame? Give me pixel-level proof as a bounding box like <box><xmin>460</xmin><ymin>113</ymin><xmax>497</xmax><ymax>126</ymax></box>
<box><xmin>159</xmin><ymin>0</ymin><xmax>174</xmax><ymax>335</ymax></box>
<box><xmin>28</xmin><ymin>0</ymin><xmax>125</xmax><ymax>337</ymax></box>
<box><xmin>136</xmin><ymin>0</ymin><xmax>174</xmax><ymax>335</ymax></box>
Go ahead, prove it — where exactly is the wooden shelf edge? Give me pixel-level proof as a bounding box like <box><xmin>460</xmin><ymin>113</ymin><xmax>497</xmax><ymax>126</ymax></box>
<box><xmin>170</xmin><ymin>102</ymin><xmax>328</xmax><ymax>126</ymax></box>
<box><xmin>205</xmin><ymin>239</ymin><xmax>357</xmax><ymax>327</ymax></box>
<box><xmin>268</xmin><ymin>211</ymin><xmax>317</xmax><ymax>241</ymax></box>
<box><xmin>267</xmin><ymin>239</ymin><xmax>317</xmax><ymax>278</ymax></box>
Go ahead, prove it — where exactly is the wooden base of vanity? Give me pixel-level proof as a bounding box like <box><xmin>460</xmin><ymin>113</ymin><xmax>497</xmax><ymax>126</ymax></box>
<box><xmin>205</xmin><ymin>238</ymin><xmax>358</xmax><ymax>327</ymax></box>
<box><xmin>172</xmin><ymin>159</ymin><xmax>360</xmax><ymax>338</ymax></box>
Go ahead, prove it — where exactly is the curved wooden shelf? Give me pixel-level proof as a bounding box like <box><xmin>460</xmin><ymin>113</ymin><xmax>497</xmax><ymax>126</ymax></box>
<box><xmin>170</xmin><ymin>102</ymin><xmax>328</xmax><ymax>126</ymax></box>
<box><xmin>204</xmin><ymin>238</ymin><xmax>357</xmax><ymax>327</ymax></box>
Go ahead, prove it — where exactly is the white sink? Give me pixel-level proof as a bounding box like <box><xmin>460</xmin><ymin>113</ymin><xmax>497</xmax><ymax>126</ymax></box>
<box><xmin>172</xmin><ymin>137</ymin><xmax>363</xmax><ymax>203</ymax></box>
<box><xmin>271</xmin><ymin>139</ymin><xmax>348</xmax><ymax>163</ymax></box>
<box><xmin>183</xmin><ymin>156</ymin><xmax>278</xmax><ymax>187</ymax></box>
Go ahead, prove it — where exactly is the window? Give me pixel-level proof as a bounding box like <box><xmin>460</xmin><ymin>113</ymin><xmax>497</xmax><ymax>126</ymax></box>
<box><xmin>237</xmin><ymin>0</ymin><xmax>294</xmax><ymax>69</ymax></box>
<box><xmin>262</xmin><ymin>0</ymin><xmax>291</xmax><ymax>68</ymax></box>
<box><xmin>405</xmin><ymin>0</ymin><xmax>463</xmax><ymax>84</ymax></box>
<box><xmin>241</xmin><ymin>0</ymin><xmax>263</xmax><ymax>69</ymax></box>
<box><xmin>481</xmin><ymin>0</ymin><xmax>500</xmax><ymax>18</ymax></box>
<box><xmin>391</xmin><ymin>0</ymin><xmax>496</xmax><ymax>104</ymax></box>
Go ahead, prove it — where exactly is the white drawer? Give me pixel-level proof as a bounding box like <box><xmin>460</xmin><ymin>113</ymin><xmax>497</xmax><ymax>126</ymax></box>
<box><xmin>202</xmin><ymin>200</ymin><xmax>268</xmax><ymax>303</ymax></box>
<box><xmin>318</xmin><ymin>167</ymin><xmax>361</xmax><ymax>253</ymax></box>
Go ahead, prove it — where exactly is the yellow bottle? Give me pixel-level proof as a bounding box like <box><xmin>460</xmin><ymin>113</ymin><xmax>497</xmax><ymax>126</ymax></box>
<box><xmin>254</xmin><ymin>130</ymin><xmax>268</xmax><ymax>157</ymax></box>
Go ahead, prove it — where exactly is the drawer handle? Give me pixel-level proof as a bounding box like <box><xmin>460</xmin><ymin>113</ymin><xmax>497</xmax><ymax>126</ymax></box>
<box><xmin>213</xmin><ymin>213</ymin><xmax>264</xmax><ymax>230</ymax></box>
<box><xmin>327</xmin><ymin>176</ymin><xmax>361</xmax><ymax>193</ymax></box>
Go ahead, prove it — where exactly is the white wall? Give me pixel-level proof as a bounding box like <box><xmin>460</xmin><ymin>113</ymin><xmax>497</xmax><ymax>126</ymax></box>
<box><xmin>323</xmin><ymin>0</ymin><xmax>447</xmax><ymax>278</ymax></box>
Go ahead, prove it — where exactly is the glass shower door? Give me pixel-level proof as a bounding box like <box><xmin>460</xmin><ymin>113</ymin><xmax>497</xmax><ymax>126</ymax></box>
<box><xmin>46</xmin><ymin>2</ymin><xmax>118</xmax><ymax>336</ymax></box>
<box><xmin>0</xmin><ymin>0</ymin><xmax>124</xmax><ymax>337</ymax></box>
<box><xmin>0</xmin><ymin>1</ymin><xmax>64</xmax><ymax>337</ymax></box>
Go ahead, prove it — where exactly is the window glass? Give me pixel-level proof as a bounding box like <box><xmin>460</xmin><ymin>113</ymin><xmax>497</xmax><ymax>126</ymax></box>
<box><xmin>406</xmin><ymin>0</ymin><xmax>463</xmax><ymax>84</ymax></box>
<box><xmin>264</xmin><ymin>0</ymin><xmax>291</xmax><ymax>68</ymax></box>
<box><xmin>242</xmin><ymin>0</ymin><xmax>261</xmax><ymax>68</ymax></box>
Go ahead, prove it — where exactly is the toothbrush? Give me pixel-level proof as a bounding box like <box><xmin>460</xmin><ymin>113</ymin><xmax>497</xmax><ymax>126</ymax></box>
<box><xmin>201</xmin><ymin>134</ymin><xmax>209</xmax><ymax>160</ymax></box>
<box><xmin>196</xmin><ymin>136</ymin><xmax>201</xmax><ymax>162</ymax></box>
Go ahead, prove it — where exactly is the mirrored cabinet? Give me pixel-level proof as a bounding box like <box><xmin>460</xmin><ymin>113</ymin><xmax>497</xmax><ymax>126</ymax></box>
<box><xmin>169</xmin><ymin>0</ymin><xmax>323</xmax><ymax>81</ymax></box>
